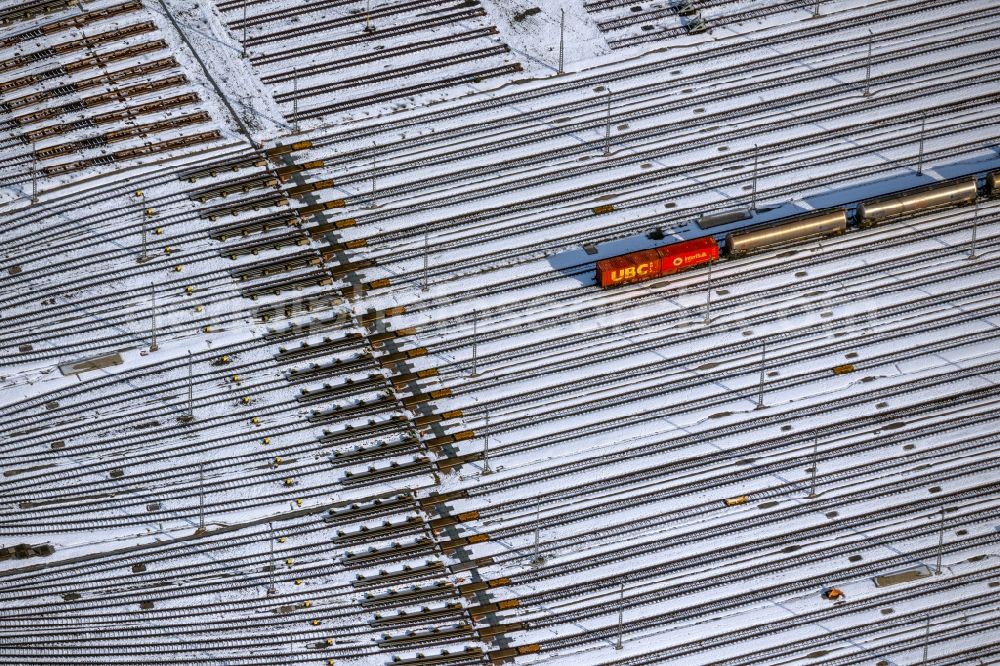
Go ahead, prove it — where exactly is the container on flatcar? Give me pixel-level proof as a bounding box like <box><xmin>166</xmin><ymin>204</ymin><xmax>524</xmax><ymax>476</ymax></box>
<box><xmin>657</xmin><ymin>236</ymin><xmax>718</xmax><ymax>276</ymax></box>
<box><xmin>596</xmin><ymin>236</ymin><xmax>719</xmax><ymax>288</ymax></box>
<box><xmin>597</xmin><ymin>249</ymin><xmax>661</xmax><ymax>288</ymax></box>
<box><xmin>856</xmin><ymin>178</ymin><xmax>977</xmax><ymax>227</ymax></box>
<box><xmin>725</xmin><ymin>209</ymin><xmax>847</xmax><ymax>257</ymax></box>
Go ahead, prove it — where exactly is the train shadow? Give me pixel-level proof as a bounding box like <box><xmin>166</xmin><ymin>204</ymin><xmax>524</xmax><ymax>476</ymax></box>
<box><xmin>549</xmin><ymin>153</ymin><xmax>1000</xmax><ymax>287</ymax></box>
<box><xmin>801</xmin><ymin>153</ymin><xmax>1000</xmax><ymax>212</ymax></box>
<box><xmin>546</xmin><ymin>229</ymin><xmax>691</xmax><ymax>287</ymax></box>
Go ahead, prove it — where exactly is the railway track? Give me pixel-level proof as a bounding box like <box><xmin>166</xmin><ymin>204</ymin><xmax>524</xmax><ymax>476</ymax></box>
<box><xmin>248</xmin><ymin>7</ymin><xmax>490</xmax><ymax>69</ymax></box>
<box><xmin>508</xmin><ymin>450</ymin><xmax>1000</xmax><ymax>595</ymax></box>
<box><xmin>332</xmin><ymin>43</ymin><xmax>999</xmax><ymax>213</ymax></box>
<box><xmin>535</xmin><ymin>521</ymin><xmax>999</xmax><ymax>650</ymax></box>
<box><xmin>354</xmin><ymin>133</ymin><xmax>996</xmax><ymax>316</ymax></box>
<box><xmin>410</xmin><ymin>203</ymin><xmax>996</xmax><ymax>356</ymax></box>
<box><xmin>732</xmin><ymin>605</ymin><xmax>1000</xmax><ymax>666</ymax></box>
<box><xmin>603</xmin><ymin>568</ymin><xmax>1000</xmax><ymax>665</ymax></box>
<box><xmin>5</xmin><ymin>16</ymin><xmax>992</xmax><ymax>364</ymax></box>
<box><xmin>466</xmin><ymin>349</ymin><xmax>1000</xmax><ymax>506</ymax></box>
<box><xmin>484</xmin><ymin>412</ymin><xmax>1000</xmax><ymax>552</ymax></box>
<box><xmin>441</xmin><ymin>239</ymin><xmax>1000</xmax><ymax>418</ymax></box>
<box><xmin>13</xmin><ymin>42</ymin><xmax>968</xmax><ymax>316</ymax></box>
<box><xmin>240</xmin><ymin>0</ymin><xmax>459</xmax><ymax>47</ymax></box>
<box><xmin>7</xmin><ymin>210</ymin><xmax>992</xmax><ymax>490</ymax></box>
<box><xmin>259</xmin><ymin>28</ymin><xmax>499</xmax><ymax>86</ymax></box>
<box><xmin>300</xmin><ymin>0</ymin><xmax>972</xmax><ymax>150</ymax></box>
<box><xmin>606</xmin><ymin>0</ymin><xmax>887</xmax><ymax>48</ymax></box>
<box><xmin>3</xmin><ymin>478</ymin><xmax>988</xmax><ymax>660</ymax></box>
<box><xmin>5</xmin><ymin>201</ymin><xmax>976</xmax><ymax>436</ymax></box>
<box><xmin>401</xmin><ymin>197</ymin><xmax>997</xmax><ymax>354</ymax></box>
<box><xmin>0</xmin><ymin>142</ymin><xmax>255</xmax><ymax>263</ymax></box>
<box><xmin>344</xmin><ymin>97</ymin><xmax>995</xmax><ymax>247</ymax></box>
<box><xmin>5</xmin><ymin>209</ymin><xmax>992</xmax><ymax>536</ymax></box>
<box><xmin>5</xmin><ymin>444</ymin><xmax>992</xmax><ymax>656</ymax></box>
<box><xmin>3</xmin><ymin>0</ymin><xmax>997</xmax><ymax>663</ymax></box>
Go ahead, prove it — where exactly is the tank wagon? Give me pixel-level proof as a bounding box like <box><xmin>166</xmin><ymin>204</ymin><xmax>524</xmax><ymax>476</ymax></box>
<box><xmin>596</xmin><ymin>236</ymin><xmax>718</xmax><ymax>288</ymax></box>
<box><xmin>725</xmin><ymin>209</ymin><xmax>847</xmax><ymax>257</ymax></box>
<box><xmin>856</xmin><ymin>178</ymin><xmax>977</xmax><ymax>227</ymax></box>
<box><xmin>595</xmin><ymin>173</ymin><xmax>993</xmax><ymax>289</ymax></box>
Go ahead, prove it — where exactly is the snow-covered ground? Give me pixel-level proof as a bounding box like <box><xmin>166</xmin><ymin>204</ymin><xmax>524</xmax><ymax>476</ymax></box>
<box><xmin>1</xmin><ymin>0</ymin><xmax>999</xmax><ymax>664</ymax></box>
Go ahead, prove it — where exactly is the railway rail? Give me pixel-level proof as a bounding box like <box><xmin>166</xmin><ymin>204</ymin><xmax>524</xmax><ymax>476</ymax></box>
<box><xmin>299</xmin><ymin>0</ymin><xmax>972</xmax><ymax>150</ymax></box>
<box><xmin>3</xmin><ymin>0</ymin><xmax>998</xmax><ymax>663</ymax></box>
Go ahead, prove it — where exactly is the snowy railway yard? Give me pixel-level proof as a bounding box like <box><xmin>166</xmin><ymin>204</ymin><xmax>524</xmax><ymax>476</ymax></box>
<box><xmin>1</xmin><ymin>0</ymin><xmax>1000</xmax><ymax>663</ymax></box>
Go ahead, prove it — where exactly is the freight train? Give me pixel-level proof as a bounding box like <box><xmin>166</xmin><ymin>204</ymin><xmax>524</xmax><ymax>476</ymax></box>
<box><xmin>596</xmin><ymin>172</ymin><xmax>996</xmax><ymax>289</ymax></box>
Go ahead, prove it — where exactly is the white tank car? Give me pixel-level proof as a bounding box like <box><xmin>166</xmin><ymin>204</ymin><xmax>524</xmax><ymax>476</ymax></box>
<box><xmin>856</xmin><ymin>178</ymin><xmax>978</xmax><ymax>227</ymax></box>
<box><xmin>725</xmin><ymin>209</ymin><xmax>848</xmax><ymax>257</ymax></box>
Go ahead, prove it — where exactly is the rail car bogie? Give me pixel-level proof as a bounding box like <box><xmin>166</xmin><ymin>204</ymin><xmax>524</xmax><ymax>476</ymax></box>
<box><xmin>856</xmin><ymin>178</ymin><xmax>978</xmax><ymax>228</ymax></box>
<box><xmin>725</xmin><ymin>209</ymin><xmax>847</xmax><ymax>257</ymax></box>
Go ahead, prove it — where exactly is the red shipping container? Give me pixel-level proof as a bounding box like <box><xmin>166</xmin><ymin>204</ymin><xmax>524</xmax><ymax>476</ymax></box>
<box><xmin>656</xmin><ymin>235</ymin><xmax>718</xmax><ymax>275</ymax></box>
<box><xmin>596</xmin><ymin>236</ymin><xmax>718</xmax><ymax>288</ymax></box>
